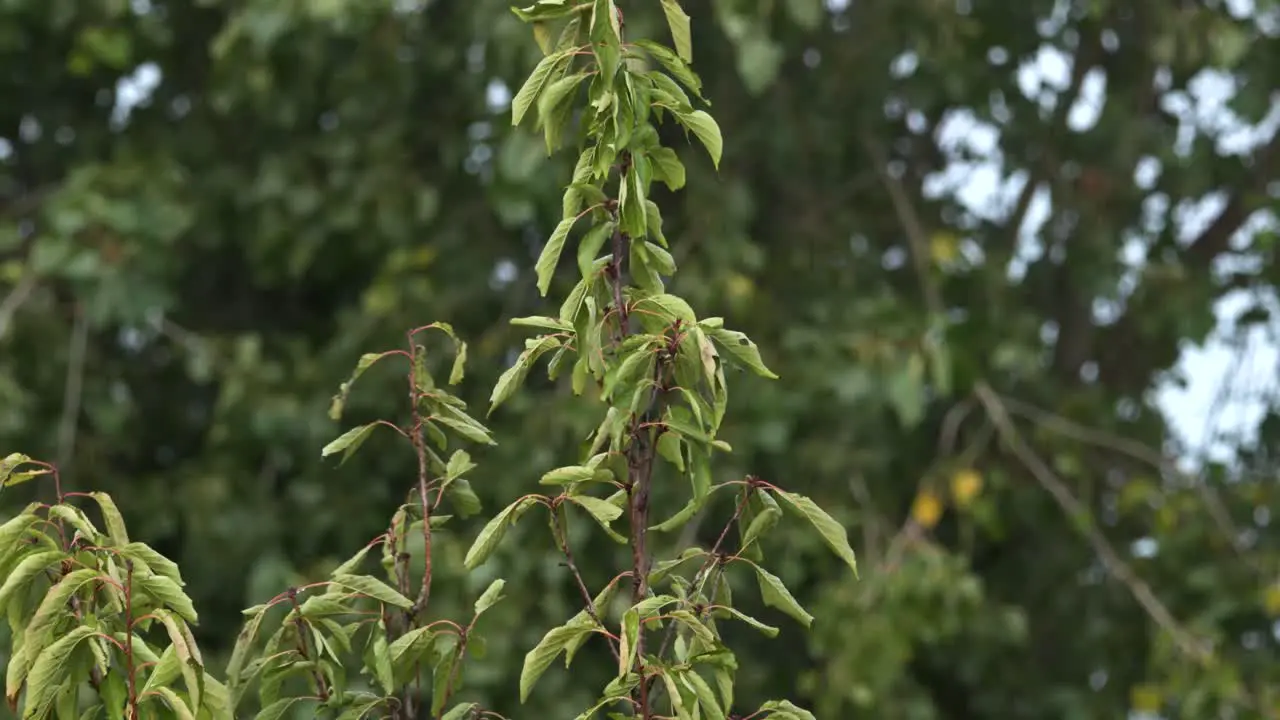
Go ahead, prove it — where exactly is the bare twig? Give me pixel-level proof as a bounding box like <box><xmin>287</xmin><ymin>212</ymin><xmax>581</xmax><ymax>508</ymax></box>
<box><xmin>974</xmin><ymin>382</ymin><xmax>1214</xmax><ymax>662</ymax></box>
<box><xmin>553</xmin><ymin>504</ymin><xmax>620</xmax><ymax>662</ymax></box>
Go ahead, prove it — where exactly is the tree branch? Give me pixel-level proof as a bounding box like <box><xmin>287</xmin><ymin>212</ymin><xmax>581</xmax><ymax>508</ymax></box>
<box><xmin>974</xmin><ymin>382</ymin><xmax>1214</xmax><ymax>663</ymax></box>
<box><xmin>859</xmin><ymin>133</ymin><xmax>943</xmax><ymax>317</ymax></box>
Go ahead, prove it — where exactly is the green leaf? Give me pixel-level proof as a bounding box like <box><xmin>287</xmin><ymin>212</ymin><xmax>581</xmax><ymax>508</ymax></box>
<box><xmin>634</xmin><ymin>40</ymin><xmax>704</xmax><ymax>99</ymax></box>
<box><xmin>634</xmin><ymin>292</ymin><xmax>697</xmax><ymax>327</ymax></box>
<box><xmin>510</xmin><ymin>315</ymin><xmax>573</xmax><ymax>332</ymax></box>
<box><xmin>512</xmin><ymin>49</ymin><xmax>573</xmax><ymax>126</ymax></box>
<box><xmin>0</xmin><ymin>509</ymin><xmax>39</xmax><ymax>559</ymax></box>
<box><xmin>321</xmin><ymin>423</ymin><xmax>380</xmax><ymax>463</ymax></box>
<box><xmin>649</xmin><ymin>146</ymin><xmax>687</xmax><ymax>191</ymax></box>
<box><xmin>650</xmin><ymin>492</ymin><xmax>707</xmax><ymax>532</ymax></box>
<box><xmin>618</xmin><ymin>607</ymin><xmax>640</xmax><ymax>676</ymax></box>
<box><xmin>490</xmin><ymin>336</ymin><xmax>562</xmax><ymax>413</ymax></box>
<box><xmin>618</xmin><ymin>163</ymin><xmax>648</xmax><ymax>240</ymax></box>
<box><xmin>520</xmin><ymin>621</ymin><xmax>594</xmax><ymax>702</ymax></box>
<box><xmin>0</xmin><ymin>549</ymin><xmax>63</xmax><ymax>612</ymax></box>
<box><xmin>474</xmin><ymin>578</ymin><xmax>506</xmax><ymax>615</ymax></box>
<box><xmin>537</xmin><ymin>216</ymin><xmax>580</xmax><ymax>298</ymax></box>
<box><xmin>659</xmin><ymin>668</ymin><xmax>693</xmax><ymax>720</ymax></box>
<box><xmin>774</xmin><ymin>490</ymin><xmax>859</xmax><ymax>578</ymax></box>
<box><xmin>449</xmin><ymin>340</ymin><xmax>468</xmax><ymax>385</ymax></box>
<box><xmin>441</xmin><ymin>703</ymin><xmax>481</xmax><ymax>720</ymax></box>
<box><xmin>748</xmin><ymin>562</ymin><xmax>813</xmax><ymax>627</ymax></box>
<box><xmin>720</xmin><ymin>606</ymin><xmax>779</xmax><ymax>637</ymax></box>
<box><xmin>369</xmin><ymin>621</ymin><xmax>394</xmax><ymax>693</ymax></box>
<box><xmin>758</xmin><ymin>699</ymin><xmax>817</xmax><ymax>720</ymax></box>
<box><xmin>136</xmin><ymin>574</ymin><xmax>201</xmax><ymax>623</ymax></box>
<box><xmin>660</xmin><ymin>0</ymin><xmax>693</xmax><ymax>61</ymax></box>
<box><xmin>705</xmin><ymin>327</ymin><xmax>777</xmax><ymax>379</ymax></box>
<box><xmin>577</xmin><ymin>220</ymin><xmax>614</xmax><ymax>278</ymax></box>
<box><xmin>146</xmin><ymin>686</ymin><xmax>197</xmax><ymax>720</ymax></box>
<box><xmin>447</xmin><ymin>478</ymin><xmax>483</xmax><ymax>518</ymax></box>
<box><xmin>512</xmin><ymin>0</ymin><xmax>576</xmax><ymax>22</ymax></box>
<box><xmin>21</xmin><ymin>624</ymin><xmax>96</xmax><ymax>716</ymax></box>
<box><xmin>433</xmin><ymin>414</ymin><xmax>498</xmax><ymax>446</ymax></box>
<box><xmin>253</xmin><ymin>697</ymin><xmax>313</xmax><ymax>720</ymax></box>
<box><xmin>673</xmin><ymin>109</ymin><xmax>723</xmax><ymax>169</ymax></box>
<box><xmin>566</xmin><ymin>494</ymin><xmax>623</xmax><ymax>529</ymax></box>
<box><xmin>740</xmin><ymin>490</ymin><xmax>781</xmax><ymax>549</ymax></box>
<box><xmin>331</xmin><ymin>573</ymin><xmax>413</xmax><ymax>609</ymax></box>
<box><xmin>538</xmin><ymin>71</ymin><xmax>590</xmax><ymax>127</ymax></box>
<box><xmin>464</xmin><ymin>497</ymin><xmax>540</xmax><ymax>570</ymax></box>
<box><xmin>88</xmin><ymin>492</ymin><xmax>129</xmax><ymax>546</ymax></box>
<box><xmin>0</xmin><ymin>453</ymin><xmax>47</xmax><ymax>489</ymax></box>
<box><xmin>541</xmin><ymin>465</ymin><xmax>597</xmax><ymax>485</ymax></box>
<box><xmin>389</xmin><ymin>629</ymin><xmax>437</xmax><ymax>687</ymax></box>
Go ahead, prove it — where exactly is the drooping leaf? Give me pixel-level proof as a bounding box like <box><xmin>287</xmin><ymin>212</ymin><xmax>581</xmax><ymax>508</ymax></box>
<box><xmin>320</xmin><ymin>423</ymin><xmax>380</xmax><ymax>463</ymax></box>
<box><xmin>633</xmin><ymin>40</ymin><xmax>704</xmax><ymax>98</ymax></box>
<box><xmin>520</xmin><ymin>621</ymin><xmax>594</xmax><ymax>702</ymax></box>
<box><xmin>540</xmin><ymin>465</ymin><xmax>597</xmax><ymax>485</ymax></box>
<box><xmin>0</xmin><ymin>549</ymin><xmax>64</xmax><ymax>612</ymax></box>
<box><xmin>719</xmin><ymin>606</ymin><xmax>780</xmax><ymax>637</ymax></box>
<box><xmin>474</xmin><ymin>578</ymin><xmax>506</xmax><ymax>615</ymax></box>
<box><xmin>705</xmin><ymin>326</ymin><xmax>778</xmax><ymax>379</ymax></box>
<box><xmin>740</xmin><ymin>489</ymin><xmax>781</xmax><ymax>549</ymax></box>
<box><xmin>441</xmin><ymin>703</ymin><xmax>481</xmax><ymax>720</ymax></box>
<box><xmin>511</xmin><ymin>0</ymin><xmax>576</xmax><ymax>23</ymax></box>
<box><xmin>84</xmin><ymin>492</ymin><xmax>129</xmax><ymax>546</ymax></box>
<box><xmin>566</xmin><ymin>494</ymin><xmax>623</xmax><ymax>528</ymax></box>
<box><xmin>576</xmin><ymin>220</ymin><xmax>615</xmax><ymax>278</ymax></box>
<box><xmin>19</xmin><ymin>624</ymin><xmax>97</xmax><ymax>715</ymax></box>
<box><xmin>774</xmin><ymin>490</ymin><xmax>859</xmax><ymax>577</ymax></box>
<box><xmin>512</xmin><ymin>49</ymin><xmax>573</xmax><ymax>127</ymax></box>
<box><xmin>464</xmin><ymin>497</ymin><xmax>541</xmax><ymax>570</ymax></box>
<box><xmin>757</xmin><ymin>699</ymin><xmax>818</xmax><ymax>720</ymax></box>
<box><xmin>748</xmin><ymin>562</ymin><xmax>813</xmax><ymax>627</ymax></box>
<box><xmin>673</xmin><ymin>109</ymin><xmax>723</xmax><ymax>169</ymax></box>
<box><xmin>449</xmin><ymin>340</ymin><xmax>468</xmax><ymax>385</ymax></box>
<box><xmin>253</xmin><ymin>697</ymin><xmax>315</xmax><ymax>720</ymax></box>
<box><xmin>331</xmin><ymin>573</ymin><xmax>413</xmax><ymax>609</ymax></box>
<box><xmin>537</xmin><ymin>217</ymin><xmax>579</xmax><ymax>297</ymax></box>
<box><xmin>659</xmin><ymin>0</ymin><xmax>693</xmax><ymax>62</ymax></box>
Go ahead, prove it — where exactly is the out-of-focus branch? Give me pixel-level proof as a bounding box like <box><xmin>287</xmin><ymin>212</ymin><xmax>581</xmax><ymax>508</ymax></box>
<box><xmin>0</xmin><ymin>267</ymin><xmax>38</xmax><ymax>339</ymax></box>
<box><xmin>860</xmin><ymin>133</ymin><xmax>943</xmax><ymax>317</ymax></box>
<box><xmin>56</xmin><ymin>306</ymin><xmax>89</xmax><ymax>475</ymax></box>
<box><xmin>974</xmin><ymin>382</ymin><xmax>1214</xmax><ymax>663</ymax></box>
<box><xmin>995</xmin><ymin>392</ymin><xmax>1247</xmax><ymax>554</ymax></box>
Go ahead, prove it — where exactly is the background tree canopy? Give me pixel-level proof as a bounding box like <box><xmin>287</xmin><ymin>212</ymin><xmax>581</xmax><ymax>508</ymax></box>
<box><xmin>2</xmin><ymin>0</ymin><xmax>1279</xmax><ymax>717</ymax></box>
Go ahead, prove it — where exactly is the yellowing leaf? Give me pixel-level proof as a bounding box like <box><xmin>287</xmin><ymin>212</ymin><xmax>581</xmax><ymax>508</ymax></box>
<box><xmin>950</xmin><ymin>469</ymin><xmax>983</xmax><ymax>508</ymax></box>
<box><xmin>911</xmin><ymin>490</ymin><xmax>944</xmax><ymax>529</ymax></box>
<box><xmin>1129</xmin><ymin>683</ymin><xmax>1163</xmax><ymax>712</ymax></box>
<box><xmin>1264</xmin><ymin>583</ymin><xmax>1280</xmax><ymax>617</ymax></box>
<box><xmin>929</xmin><ymin>231</ymin><xmax>959</xmax><ymax>265</ymax></box>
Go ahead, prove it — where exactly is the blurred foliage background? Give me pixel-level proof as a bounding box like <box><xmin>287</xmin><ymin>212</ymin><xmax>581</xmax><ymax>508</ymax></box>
<box><xmin>2</xmin><ymin>0</ymin><xmax>1280</xmax><ymax>717</ymax></box>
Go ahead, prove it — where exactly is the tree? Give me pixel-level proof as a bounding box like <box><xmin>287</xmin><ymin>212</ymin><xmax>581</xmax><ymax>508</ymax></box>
<box><xmin>1</xmin><ymin>2</ymin><xmax>855</xmax><ymax>718</ymax></box>
<box><xmin>2</xmin><ymin>0</ymin><xmax>1279</xmax><ymax>718</ymax></box>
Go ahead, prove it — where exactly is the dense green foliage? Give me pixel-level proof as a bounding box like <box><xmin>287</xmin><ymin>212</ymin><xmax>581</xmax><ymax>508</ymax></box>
<box><xmin>3</xmin><ymin>0</ymin><xmax>1280</xmax><ymax>717</ymax></box>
